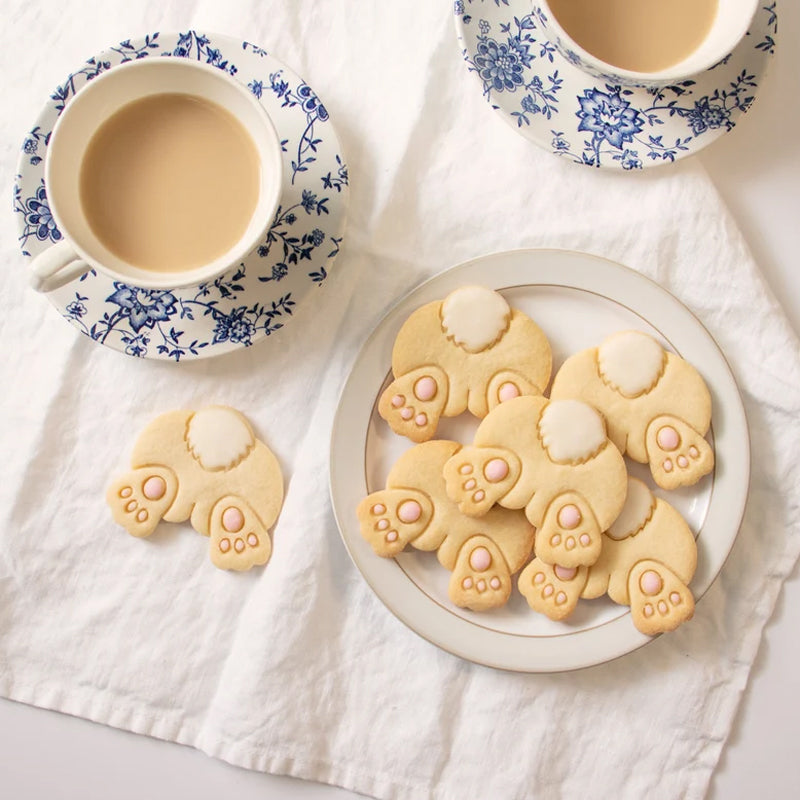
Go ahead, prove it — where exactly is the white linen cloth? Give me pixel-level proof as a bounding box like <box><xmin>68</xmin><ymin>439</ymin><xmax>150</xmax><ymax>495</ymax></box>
<box><xmin>1</xmin><ymin>2</ymin><xmax>799</xmax><ymax>799</ymax></box>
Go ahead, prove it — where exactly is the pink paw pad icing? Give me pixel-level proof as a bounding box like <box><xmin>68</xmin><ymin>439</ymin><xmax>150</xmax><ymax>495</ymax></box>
<box><xmin>469</xmin><ymin>546</ymin><xmax>492</xmax><ymax>572</ymax></box>
<box><xmin>656</xmin><ymin>426</ymin><xmax>680</xmax><ymax>452</ymax></box>
<box><xmin>639</xmin><ymin>570</ymin><xmax>663</xmax><ymax>596</ymax></box>
<box><xmin>222</xmin><ymin>506</ymin><xmax>244</xmax><ymax>533</ymax></box>
<box><xmin>483</xmin><ymin>458</ymin><xmax>508</xmax><ymax>483</ymax></box>
<box><xmin>498</xmin><ymin>382</ymin><xmax>520</xmax><ymax>403</ymax></box>
<box><xmin>413</xmin><ymin>376</ymin><xmax>437</xmax><ymax>401</ymax></box>
<box><xmin>142</xmin><ymin>476</ymin><xmax>166</xmax><ymax>501</ymax></box>
<box><xmin>554</xmin><ymin>564</ymin><xmax>577</xmax><ymax>581</ymax></box>
<box><xmin>397</xmin><ymin>500</ymin><xmax>422</xmax><ymax>524</ymax></box>
<box><xmin>557</xmin><ymin>503</ymin><xmax>581</xmax><ymax>530</ymax></box>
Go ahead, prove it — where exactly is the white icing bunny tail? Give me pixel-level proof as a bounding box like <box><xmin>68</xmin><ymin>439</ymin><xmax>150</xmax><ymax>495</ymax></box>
<box><xmin>538</xmin><ymin>400</ymin><xmax>606</xmax><ymax>464</ymax></box>
<box><xmin>441</xmin><ymin>286</ymin><xmax>511</xmax><ymax>353</ymax></box>
<box><xmin>186</xmin><ymin>407</ymin><xmax>255</xmax><ymax>471</ymax></box>
<box><xmin>598</xmin><ymin>331</ymin><xmax>666</xmax><ymax>397</ymax></box>
<box><xmin>606</xmin><ymin>478</ymin><xmax>656</xmax><ymax>540</ymax></box>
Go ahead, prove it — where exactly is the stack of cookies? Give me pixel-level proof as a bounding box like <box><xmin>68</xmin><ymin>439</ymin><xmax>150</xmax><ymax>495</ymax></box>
<box><xmin>356</xmin><ymin>286</ymin><xmax>714</xmax><ymax>636</ymax></box>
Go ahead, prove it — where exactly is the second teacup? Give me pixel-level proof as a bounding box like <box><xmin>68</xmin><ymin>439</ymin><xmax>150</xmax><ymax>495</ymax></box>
<box><xmin>533</xmin><ymin>0</ymin><xmax>759</xmax><ymax>87</ymax></box>
<box><xmin>31</xmin><ymin>56</ymin><xmax>283</xmax><ymax>293</ymax></box>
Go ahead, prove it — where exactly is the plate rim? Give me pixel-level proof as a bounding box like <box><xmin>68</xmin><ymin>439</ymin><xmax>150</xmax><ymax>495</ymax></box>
<box><xmin>329</xmin><ymin>248</ymin><xmax>750</xmax><ymax>673</ymax></box>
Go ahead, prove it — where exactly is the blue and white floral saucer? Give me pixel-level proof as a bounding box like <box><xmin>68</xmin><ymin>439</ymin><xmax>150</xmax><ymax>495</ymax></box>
<box><xmin>454</xmin><ymin>1</ymin><xmax>777</xmax><ymax>169</ymax></box>
<box><xmin>14</xmin><ymin>31</ymin><xmax>349</xmax><ymax>360</ymax></box>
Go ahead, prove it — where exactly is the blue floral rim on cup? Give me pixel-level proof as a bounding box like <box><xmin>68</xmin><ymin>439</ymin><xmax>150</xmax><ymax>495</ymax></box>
<box><xmin>454</xmin><ymin>0</ymin><xmax>777</xmax><ymax>169</ymax></box>
<box><xmin>13</xmin><ymin>31</ymin><xmax>349</xmax><ymax>361</ymax></box>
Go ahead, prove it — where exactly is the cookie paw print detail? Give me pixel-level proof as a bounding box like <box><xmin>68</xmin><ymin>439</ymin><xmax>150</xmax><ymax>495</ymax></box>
<box><xmin>379</xmin><ymin>286</ymin><xmax>552</xmax><ymax>441</ymax></box>
<box><xmin>535</xmin><ymin>493</ymin><xmax>602</xmax><ymax>568</ymax></box>
<box><xmin>518</xmin><ymin>558</ymin><xmax>588</xmax><ymax>621</ymax></box>
<box><xmin>442</xmin><ymin>446</ymin><xmax>521</xmax><ymax>517</ymax></box>
<box><xmin>356</xmin><ymin>489</ymin><xmax>435</xmax><ymax>557</ymax></box>
<box><xmin>449</xmin><ymin>536</ymin><xmax>512</xmax><ymax>611</ymax></box>
<box><xmin>106</xmin><ymin>406</ymin><xmax>284</xmax><ymax>571</ymax></box>
<box><xmin>210</xmin><ymin>496</ymin><xmax>273</xmax><ymax>571</ymax></box>
<box><xmin>628</xmin><ymin>560</ymin><xmax>695</xmax><ymax>635</ymax></box>
<box><xmin>107</xmin><ymin>467</ymin><xmax>178</xmax><ymax>538</ymax></box>
<box><xmin>550</xmin><ymin>331</ymin><xmax>714</xmax><ymax>490</ymax></box>
<box><xmin>378</xmin><ymin>365</ymin><xmax>449</xmax><ymax>443</ymax></box>
<box><xmin>646</xmin><ymin>415</ymin><xmax>714</xmax><ymax>490</ymax></box>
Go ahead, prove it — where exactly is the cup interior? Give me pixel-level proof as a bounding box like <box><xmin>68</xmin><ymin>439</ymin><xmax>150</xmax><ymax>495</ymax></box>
<box><xmin>538</xmin><ymin>0</ymin><xmax>759</xmax><ymax>85</ymax></box>
<box><xmin>46</xmin><ymin>57</ymin><xmax>283</xmax><ymax>289</ymax></box>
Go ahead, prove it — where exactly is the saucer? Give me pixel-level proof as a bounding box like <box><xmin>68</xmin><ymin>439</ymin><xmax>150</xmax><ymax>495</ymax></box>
<box><xmin>13</xmin><ymin>31</ymin><xmax>349</xmax><ymax>360</ymax></box>
<box><xmin>454</xmin><ymin>1</ymin><xmax>777</xmax><ymax>169</ymax></box>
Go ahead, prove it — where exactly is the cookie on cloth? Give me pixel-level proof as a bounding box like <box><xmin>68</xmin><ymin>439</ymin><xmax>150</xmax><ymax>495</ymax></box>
<box><xmin>519</xmin><ymin>478</ymin><xmax>697</xmax><ymax>634</ymax></box>
<box><xmin>107</xmin><ymin>406</ymin><xmax>283</xmax><ymax>571</ymax></box>
<box><xmin>356</xmin><ymin>440</ymin><xmax>534</xmax><ymax>611</ymax></box>
<box><xmin>378</xmin><ymin>286</ymin><xmax>552</xmax><ymax>443</ymax></box>
<box><xmin>550</xmin><ymin>331</ymin><xmax>714</xmax><ymax>490</ymax></box>
<box><xmin>443</xmin><ymin>395</ymin><xmax>628</xmax><ymax>570</ymax></box>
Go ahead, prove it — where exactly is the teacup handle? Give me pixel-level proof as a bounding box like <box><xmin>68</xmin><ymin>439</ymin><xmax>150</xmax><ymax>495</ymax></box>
<box><xmin>29</xmin><ymin>240</ymin><xmax>92</xmax><ymax>293</ymax></box>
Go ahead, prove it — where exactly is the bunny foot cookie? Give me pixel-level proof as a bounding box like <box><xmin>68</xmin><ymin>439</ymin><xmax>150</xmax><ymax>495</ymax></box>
<box><xmin>378</xmin><ymin>286</ymin><xmax>552</xmax><ymax>442</ymax></box>
<box><xmin>357</xmin><ymin>440</ymin><xmax>534</xmax><ymax>611</ymax></box>
<box><xmin>519</xmin><ymin>478</ymin><xmax>697</xmax><ymax>634</ymax></box>
<box><xmin>107</xmin><ymin>406</ymin><xmax>283</xmax><ymax>571</ymax></box>
<box><xmin>443</xmin><ymin>396</ymin><xmax>628</xmax><ymax>569</ymax></box>
<box><xmin>582</xmin><ymin>478</ymin><xmax>697</xmax><ymax>635</ymax></box>
<box><xmin>550</xmin><ymin>331</ymin><xmax>714</xmax><ymax>490</ymax></box>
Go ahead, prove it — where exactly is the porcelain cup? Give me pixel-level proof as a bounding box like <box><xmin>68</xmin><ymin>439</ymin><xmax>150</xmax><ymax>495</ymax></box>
<box><xmin>533</xmin><ymin>0</ymin><xmax>759</xmax><ymax>88</ymax></box>
<box><xmin>30</xmin><ymin>57</ymin><xmax>283</xmax><ymax>293</ymax></box>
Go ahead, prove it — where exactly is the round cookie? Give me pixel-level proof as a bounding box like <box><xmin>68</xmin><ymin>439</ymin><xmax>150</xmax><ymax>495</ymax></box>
<box><xmin>550</xmin><ymin>331</ymin><xmax>714</xmax><ymax>490</ymax></box>
<box><xmin>356</xmin><ymin>440</ymin><xmax>535</xmax><ymax>611</ymax></box>
<box><xmin>442</xmin><ymin>395</ymin><xmax>628</xmax><ymax>570</ymax></box>
<box><xmin>106</xmin><ymin>406</ymin><xmax>284</xmax><ymax>571</ymax></box>
<box><xmin>378</xmin><ymin>286</ymin><xmax>552</xmax><ymax>442</ymax></box>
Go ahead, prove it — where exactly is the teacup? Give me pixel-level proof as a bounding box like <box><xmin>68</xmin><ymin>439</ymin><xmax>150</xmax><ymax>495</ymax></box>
<box><xmin>533</xmin><ymin>0</ymin><xmax>759</xmax><ymax>87</ymax></box>
<box><xmin>30</xmin><ymin>57</ymin><xmax>283</xmax><ymax>293</ymax></box>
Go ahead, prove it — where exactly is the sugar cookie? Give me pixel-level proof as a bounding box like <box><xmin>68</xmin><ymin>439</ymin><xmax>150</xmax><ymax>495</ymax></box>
<box><xmin>519</xmin><ymin>478</ymin><xmax>697</xmax><ymax>634</ymax></box>
<box><xmin>550</xmin><ymin>331</ymin><xmax>714</xmax><ymax>490</ymax></box>
<box><xmin>107</xmin><ymin>406</ymin><xmax>283</xmax><ymax>571</ymax></box>
<box><xmin>582</xmin><ymin>478</ymin><xmax>697</xmax><ymax>635</ymax></box>
<box><xmin>443</xmin><ymin>395</ymin><xmax>628</xmax><ymax>569</ymax></box>
<box><xmin>356</xmin><ymin>440</ymin><xmax>534</xmax><ymax>611</ymax></box>
<box><xmin>378</xmin><ymin>286</ymin><xmax>552</xmax><ymax>442</ymax></box>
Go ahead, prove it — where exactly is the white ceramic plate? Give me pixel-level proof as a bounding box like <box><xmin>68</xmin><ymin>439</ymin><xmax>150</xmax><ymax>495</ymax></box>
<box><xmin>329</xmin><ymin>249</ymin><xmax>750</xmax><ymax>672</ymax></box>
<box><xmin>454</xmin><ymin>0</ymin><xmax>777</xmax><ymax>169</ymax></box>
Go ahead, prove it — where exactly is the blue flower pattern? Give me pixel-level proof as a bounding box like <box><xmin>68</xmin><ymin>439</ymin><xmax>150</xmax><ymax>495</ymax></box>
<box><xmin>457</xmin><ymin>3</ymin><xmax>777</xmax><ymax>167</ymax></box>
<box><xmin>13</xmin><ymin>31</ymin><xmax>348</xmax><ymax>361</ymax></box>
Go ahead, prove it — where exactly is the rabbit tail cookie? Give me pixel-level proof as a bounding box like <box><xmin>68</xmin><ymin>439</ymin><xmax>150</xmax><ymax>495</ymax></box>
<box><xmin>357</xmin><ymin>440</ymin><xmax>534</xmax><ymax>611</ymax></box>
<box><xmin>443</xmin><ymin>395</ymin><xmax>628</xmax><ymax>569</ymax></box>
<box><xmin>551</xmin><ymin>331</ymin><xmax>714</xmax><ymax>490</ymax></box>
<box><xmin>378</xmin><ymin>286</ymin><xmax>552</xmax><ymax>442</ymax></box>
<box><xmin>582</xmin><ymin>478</ymin><xmax>697</xmax><ymax>635</ymax></box>
<box><xmin>107</xmin><ymin>406</ymin><xmax>284</xmax><ymax>571</ymax></box>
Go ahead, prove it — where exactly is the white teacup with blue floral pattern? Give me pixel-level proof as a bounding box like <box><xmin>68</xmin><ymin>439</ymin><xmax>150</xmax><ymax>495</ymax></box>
<box><xmin>533</xmin><ymin>0</ymin><xmax>759</xmax><ymax>88</ymax></box>
<box><xmin>30</xmin><ymin>57</ymin><xmax>283</xmax><ymax>293</ymax></box>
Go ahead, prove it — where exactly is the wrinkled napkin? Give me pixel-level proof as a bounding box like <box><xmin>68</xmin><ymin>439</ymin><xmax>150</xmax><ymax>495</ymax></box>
<box><xmin>1</xmin><ymin>2</ymin><xmax>799</xmax><ymax>799</ymax></box>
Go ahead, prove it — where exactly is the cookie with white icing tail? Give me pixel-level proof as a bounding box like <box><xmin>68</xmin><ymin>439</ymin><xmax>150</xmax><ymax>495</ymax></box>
<box><xmin>107</xmin><ymin>406</ymin><xmax>283</xmax><ymax>571</ymax></box>
<box><xmin>357</xmin><ymin>440</ymin><xmax>534</xmax><ymax>611</ymax></box>
<box><xmin>550</xmin><ymin>331</ymin><xmax>714</xmax><ymax>490</ymax></box>
<box><xmin>520</xmin><ymin>477</ymin><xmax>697</xmax><ymax>635</ymax></box>
<box><xmin>581</xmin><ymin>478</ymin><xmax>697</xmax><ymax>635</ymax></box>
<box><xmin>378</xmin><ymin>286</ymin><xmax>552</xmax><ymax>442</ymax></box>
<box><xmin>443</xmin><ymin>395</ymin><xmax>628</xmax><ymax>570</ymax></box>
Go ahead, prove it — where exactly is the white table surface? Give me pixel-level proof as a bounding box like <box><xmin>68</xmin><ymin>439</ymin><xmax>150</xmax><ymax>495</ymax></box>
<box><xmin>2</xmin><ymin>5</ymin><xmax>799</xmax><ymax>799</ymax></box>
